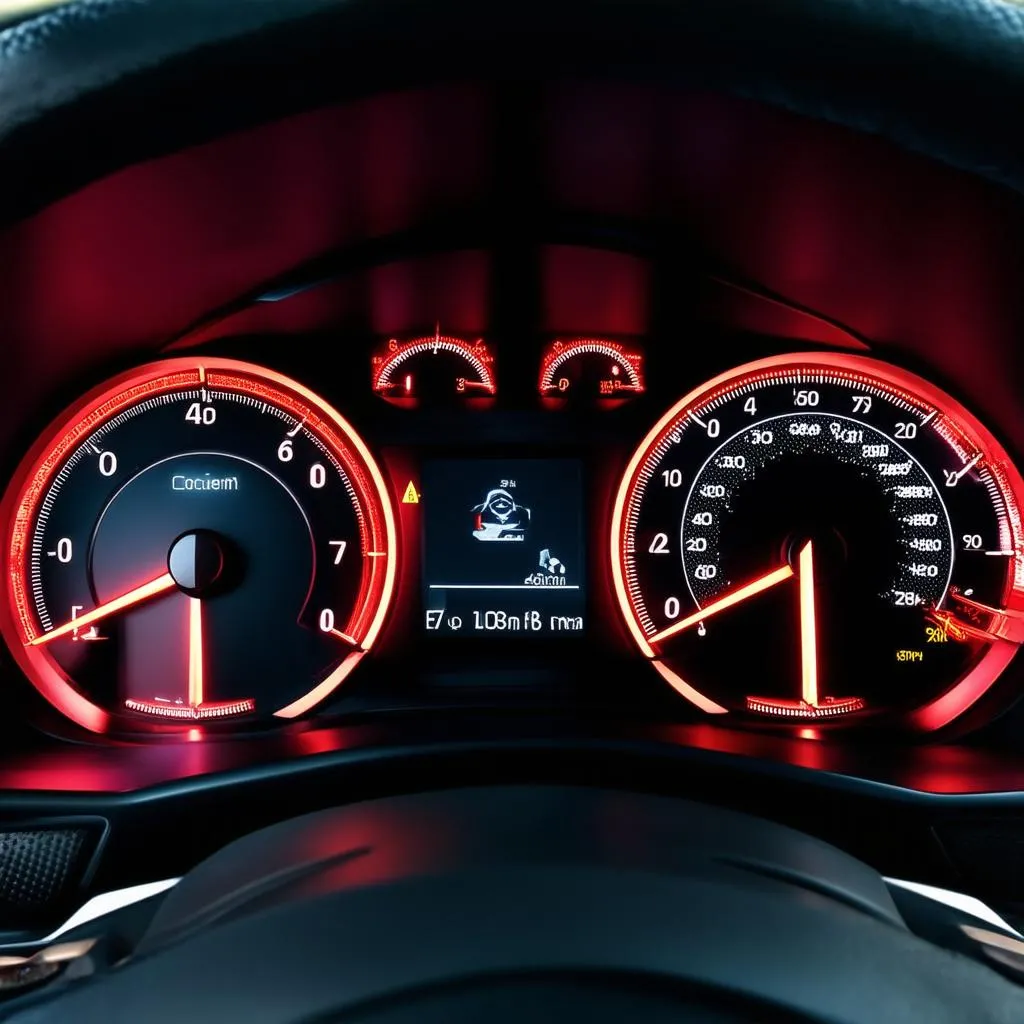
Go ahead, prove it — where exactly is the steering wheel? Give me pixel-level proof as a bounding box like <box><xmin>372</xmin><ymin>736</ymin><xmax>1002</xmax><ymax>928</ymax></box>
<box><xmin>4</xmin><ymin>1</ymin><xmax>1024</xmax><ymax>1021</ymax></box>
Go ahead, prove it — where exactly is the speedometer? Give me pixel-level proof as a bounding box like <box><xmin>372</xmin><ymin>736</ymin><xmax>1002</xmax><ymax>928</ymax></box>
<box><xmin>611</xmin><ymin>353</ymin><xmax>1024</xmax><ymax>730</ymax></box>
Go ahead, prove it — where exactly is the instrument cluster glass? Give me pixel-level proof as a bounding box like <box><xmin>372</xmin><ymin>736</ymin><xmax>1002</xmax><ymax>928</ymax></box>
<box><xmin>2</xmin><ymin>338</ymin><xmax>1021</xmax><ymax>740</ymax></box>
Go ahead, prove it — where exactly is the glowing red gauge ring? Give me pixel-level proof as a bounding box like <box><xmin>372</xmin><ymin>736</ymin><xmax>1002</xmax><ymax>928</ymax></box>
<box><xmin>0</xmin><ymin>358</ymin><xmax>398</xmax><ymax>734</ymax></box>
<box><xmin>539</xmin><ymin>338</ymin><xmax>643</xmax><ymax>394</ymax></box>
<box><xmin>610</xmin><ymin>351</ymin><xmax>1024</xmax><ymax>732</ymax></box>
<box><xmin>372</xmin><ymin>336</ymin><xmax>495</xmax><ymax>395</ymax></box>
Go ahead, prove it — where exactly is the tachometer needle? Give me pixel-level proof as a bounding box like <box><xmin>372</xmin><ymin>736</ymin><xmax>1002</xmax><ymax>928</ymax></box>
<box><xmin>188</xmin><ymin>597</ymin><xmax>204</xmax><ymax>707</ymax></box>
<box><xmin>328</xmin><ymin>627</ymin><xmax>361</xmax><ymax>648</ymax></box>
<box><xmin>798</xmin><ymin>541</ymin><xmax>819</xmax><ymax>707</ymax></box>
<box><xmin>648</xmin><ymin>564</ymin><xmax>794</xmax><ymax>646</ymax></box>
<box><xmin>29</xmin><ymin>572</ymin><xmax>177</xmax><ymax>647</ymax></box>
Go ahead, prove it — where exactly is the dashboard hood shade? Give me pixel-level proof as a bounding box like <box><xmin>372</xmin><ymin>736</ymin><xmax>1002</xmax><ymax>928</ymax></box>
<box><xmin>1</xmin><ymin>0</ymin><xmax>1024</xmax><ymax>228</ymax></box>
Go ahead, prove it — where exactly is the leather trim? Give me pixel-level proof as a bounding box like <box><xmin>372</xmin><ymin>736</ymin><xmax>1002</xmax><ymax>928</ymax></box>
<box><xmin>1</xmin><ymin>0</ymin><xmax>1024</xmax><ymax>225</ymax></box>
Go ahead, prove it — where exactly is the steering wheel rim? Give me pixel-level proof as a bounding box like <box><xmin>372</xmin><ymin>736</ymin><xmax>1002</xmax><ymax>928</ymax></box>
<box><xmin>2</xmin><ymin>0</ymin><xmax>1024</xmax><ymax>228</ymax></box>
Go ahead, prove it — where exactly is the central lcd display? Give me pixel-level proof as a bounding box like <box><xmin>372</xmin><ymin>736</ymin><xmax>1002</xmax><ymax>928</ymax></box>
<box><xmin>422</xmin><ymin>459</ymin><xmax>586</xmax><ymax>637</ymax></box>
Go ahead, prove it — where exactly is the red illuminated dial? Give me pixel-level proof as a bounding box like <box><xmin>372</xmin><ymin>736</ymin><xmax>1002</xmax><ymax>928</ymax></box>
<box><xmin>611</xmin><ymin>353</ymin><xmax>1024</xmax><ymax>730</ymax></box>
<box><xmin>371</xmin><ymin>331</ymin><xmax>495</xmax><ymax>405</ymax></box>
<box><xmin>0</xmin><ymin>358</ymin><xmax>398</xmax><ymax>734</ymax></box>
<box><xmin>539</xmin><ymin>339</ymin><xmax>644</xmax><ymax>400</ymax></box>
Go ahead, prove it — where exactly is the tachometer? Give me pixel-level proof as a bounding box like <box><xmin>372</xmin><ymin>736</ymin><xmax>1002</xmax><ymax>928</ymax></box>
<box><xmin>1</xmin><ymin>359</ymin><xmax>397</xmax><ymax>734</ymax></box>
<box><xmin>611</xmin><ymin>353</ymin><xmax>1024</xmax><ymax>729</ymax></box>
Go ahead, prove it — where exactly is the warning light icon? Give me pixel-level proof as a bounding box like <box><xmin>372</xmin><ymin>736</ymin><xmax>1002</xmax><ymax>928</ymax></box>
<box><xmin>402</xmin><ymin>481</ymin><xmax>420</xmax><ymax>504</ymax></box>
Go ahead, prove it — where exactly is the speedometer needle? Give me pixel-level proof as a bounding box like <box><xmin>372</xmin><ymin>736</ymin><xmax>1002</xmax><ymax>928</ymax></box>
<box><xmin>798</xmin><ymin>541</ymin><xmax>819</xmax><ymax>707</ymax></box>
<box><xmin>29</xmin><ymin>572</ymin><xmax>177</xmax><ymax>646</ymax></box>
<box><xmin>648</xmin><ymin>564</ymin><xmax>794</xmax><ymax>645</ymax></box>
<box><xmin>188</xmin><ymin>597</ymin><xmax>204</xmax><ymax>707</ymax></box>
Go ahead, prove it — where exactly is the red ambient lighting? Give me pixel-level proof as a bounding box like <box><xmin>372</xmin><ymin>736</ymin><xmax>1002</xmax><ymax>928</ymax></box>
<box><xmin>0</xmin><ymin>358</ymin><xmax>398</xmax><ymax>734</ymax></box>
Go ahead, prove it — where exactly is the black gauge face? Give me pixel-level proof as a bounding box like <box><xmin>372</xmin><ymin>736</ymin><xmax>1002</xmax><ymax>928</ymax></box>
<box><xmin>539</xmin><ymin>339</ymin><xmax>644</xmax><ymax>400</ymax></box>
<box><xmin>612</xmin><ymin>354</ymin><xmax>1024</xmax><ymax>730</ymax></box>
<box><xmin>1</xmin><ymin>359</ymin><xmax>397</xmax><ymax>734</ymax></box>
<box><xmin>371</xmin><ymin>334</ymin><xmax>496</xmax><ymax>405</ymax></box>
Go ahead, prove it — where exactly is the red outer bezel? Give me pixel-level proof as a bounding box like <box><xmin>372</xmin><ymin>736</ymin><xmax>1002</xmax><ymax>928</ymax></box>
<box><xmin>0</xmin><ymin>358</ymin><xmax>398</xmax><ymax>734</ymax></box>
<box><xmin>610</xmin><ymin>352</ymin><xmax>1024</xmax><ymax>732</ymax></box>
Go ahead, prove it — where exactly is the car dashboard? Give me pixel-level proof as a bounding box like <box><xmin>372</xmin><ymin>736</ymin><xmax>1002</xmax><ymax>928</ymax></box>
<box><xmin>0</xmin><ymin>81</ymin><xmax>1024</xmax><ymax>946</ymax></box>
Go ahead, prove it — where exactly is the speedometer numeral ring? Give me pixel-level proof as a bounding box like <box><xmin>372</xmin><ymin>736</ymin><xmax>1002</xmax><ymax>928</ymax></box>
<box><xmin>611</xmin><ymin>352</ymin><xmax>1024</xmax><ymax>731</ymax></box>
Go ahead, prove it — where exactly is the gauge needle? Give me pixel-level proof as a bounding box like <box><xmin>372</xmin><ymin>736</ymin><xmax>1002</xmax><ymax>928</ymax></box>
<box><xmin>648</xmin><ymin>564</ymin><xmax>794</xmax><ymax>645</ymax></box>
<box><xmin>798</xmin><ymin>541</ymin><xmax>819</xmax><ymax>707</ymax></box>
<box><xmin>29</xmin><ymin>572</ymin><xmax>177</xmax><ymax>646</ymax></box>
<box><xmin>188</xmin><ymin>597</ymin><xmax>204</xmax><ymax>707</ymax></box>
<box><xmin>329</xmin><ymin>627</ymin><xmax>361</xmax><ymax>648</ymax></box>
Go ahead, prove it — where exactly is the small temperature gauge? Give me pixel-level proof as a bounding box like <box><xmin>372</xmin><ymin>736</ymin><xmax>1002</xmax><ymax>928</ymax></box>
<box><xmin>372</xmin><ymin>332</ymin><xmax>496</xmax><ymax>406</ymax></box>
<box><xmin>539</xmin><ymin>339</ymin><xmax>644</xmax><ymax>402</ymax></box>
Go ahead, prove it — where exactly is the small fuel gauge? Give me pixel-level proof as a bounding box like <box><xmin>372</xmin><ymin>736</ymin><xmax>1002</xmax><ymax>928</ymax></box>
<box><xmin>539</xmin><ymin>339</ymin><xmax>644</xmax><ymax>403</ymax></box>
<box><xmin>372</xmin><ymin>331</ymin><xmax>496</xmax><ymax>407</ymax></box>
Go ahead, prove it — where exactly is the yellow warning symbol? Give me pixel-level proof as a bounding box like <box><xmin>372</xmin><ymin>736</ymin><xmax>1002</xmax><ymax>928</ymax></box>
<box><xmin>402</xmin><ymin>481</ymin><xmax>420</xmax><ymax>504</ymax></box>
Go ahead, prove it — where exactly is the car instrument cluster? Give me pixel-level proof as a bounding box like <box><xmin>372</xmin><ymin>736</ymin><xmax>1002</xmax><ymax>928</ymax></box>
<box><xmin>1</xmin><ymin>328</ymin><xmax>1022</xmax><ymax>741</ymax></box>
